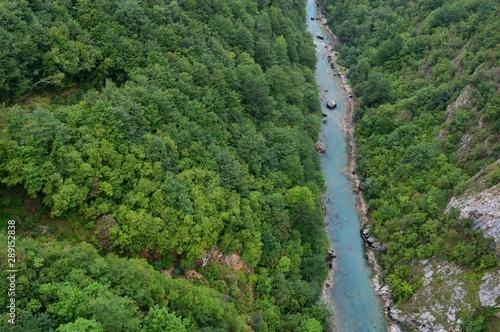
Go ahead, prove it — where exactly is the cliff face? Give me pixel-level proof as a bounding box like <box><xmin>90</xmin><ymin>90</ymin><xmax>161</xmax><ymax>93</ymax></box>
<box><xmin>445</xmin><ymin>169</ymin><xmax>500</xmax><ymax>312</ymax></box>
<box><xmin>391</xmin><ymin>259</ymin><xmax>500</xmax><ymax>331</ymax></box>
<box><xmin>446</xmin><ymin>161</ymin><xmax>500</xmax><ymax>253</ymax></box>
<box><xmin>391</xmin><ymin>259</ymin><xmax>471</xmax><ymax>332</ymax></box>
<box><xmin>383</xmin><ymin>99</ymin><xmax>500</xmax><ymax>332</ymax></box>
<box><xmin>446</xmin><ymin>183</ymin><xmax>500</xmax><ymax>249</ymax></box>
<box><xmin>479</xmin><ymin>271</ymin><xmax>500</xmax><ymax>309</ymax></box>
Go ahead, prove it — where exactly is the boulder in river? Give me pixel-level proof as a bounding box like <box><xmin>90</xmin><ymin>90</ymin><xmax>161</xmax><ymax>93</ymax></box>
<box><xmin>315</xmin><ymin>141</ymin><xmax>326</xmax><ymax>154</ymax></box>
<box><xmin>325</xmin><ymin>248</ymin><xmax>336</xmax><ymax>269</ymax></box>
<box><xmin>326</xmin><ymin>100</ymin><xmax>337</xmax><ymax>109</ymax></box>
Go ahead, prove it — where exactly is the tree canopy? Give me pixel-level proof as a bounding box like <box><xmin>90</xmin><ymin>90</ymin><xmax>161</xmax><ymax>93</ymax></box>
<box><xmin>0</xmin><ymin>0</ymin><xmax>329</xmax><ymax>330</ymax></box>
<box><xmin>321</xmin><ymin>0</ymin><xmax>499</xmax><ymax>307</ymax></box>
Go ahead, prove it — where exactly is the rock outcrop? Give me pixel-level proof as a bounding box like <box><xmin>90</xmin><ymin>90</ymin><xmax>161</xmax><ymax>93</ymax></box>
<box><xmin>361</xmin><ymin>228</ymin><xmax>387</xmax><ymax>252</ymax></box>
<box><xmin>325</xmin><ymin>248</ymin><xmax>336</xmax><ymax>270</ymax></box>
<box><xmin>479</xmin><ymin>270</ymin><xmax>500</xmax><ymax>308</ymax></box>
<box><xmin>199</xmin><ymin>247</ymin><xmax>249</xmax><ymax>272</ymax></box>
<box><xmin>446</xmin><ymin>182</ymin><xmax>500</xmax><ymax>250</ymax></box>
<box><xmin>445</xmin><ymin>84</ymin><xmax>475</xmax><ymax>123</ymax></box>
<box><xmin>393</xmin><ymin>259</ymin><xmax>470</xmax><ymax>332</ymax></box>
<box><xmin>315</xmin><ymin>141</ymin><xmax>326</xmax><ymax>154</ymax></box>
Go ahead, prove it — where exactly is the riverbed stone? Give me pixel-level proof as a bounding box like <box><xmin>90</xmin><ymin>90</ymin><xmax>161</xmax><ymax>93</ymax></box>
<box><xmin>380</xmin><ymin>285</ymin><xmax>390</xmax><ymax>296</ymax></box>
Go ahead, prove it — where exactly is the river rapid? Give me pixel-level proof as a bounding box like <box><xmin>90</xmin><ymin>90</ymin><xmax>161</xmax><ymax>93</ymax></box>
<box><xmin>306</xmin><ymin>1</ymin><xmax>388</xmax><ymax>331</ymax></box>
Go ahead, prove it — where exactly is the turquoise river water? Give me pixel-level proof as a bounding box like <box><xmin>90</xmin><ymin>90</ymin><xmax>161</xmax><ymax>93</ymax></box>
<box><xmin>306</xmin><ymin>1</ymin><xmax>387</xmax><ymax>331</ymax></box>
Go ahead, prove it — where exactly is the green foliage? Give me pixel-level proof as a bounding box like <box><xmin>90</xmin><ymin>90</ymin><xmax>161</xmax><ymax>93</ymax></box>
<box><xmin>426</xmin><ymin>3</ymin><xmax>468</xmax><ymax>28</ymax></box>
<box><xmin>355</xmin><ymin>72</ymin><xmax>395</xmax><ymax>108</ymax></box>
<box><xmin>322</xmin><ymin>0</ymin><xmax>500</xmax><ymax>314</ymax></box>
<box><xmin>57</xmin><ymin>318</ymin><xmax>104</xmax><ymax>332</ymax></box>
<box><xmin>143</xmin><ymin>306</ymin><xmax>188</xmax><ymax>332</ymax></box>
<box><xmin>285</xmin><ymin>186</ymin><xmax>315</xmax><ymax>211</ymax></box>
<box><xmin>0</xmin><ymin>236</ymin><xmax>247</xmax><ymax>331</ymax></box>
<box><xmin>0</xmin><ymin>0</ymin><xmax>328</xmax><ymax>330</ymax></box>
<box><xmin>461</xmin><ymin>315</ymin><xmax>485</xmax><ymax>332</ymax></box>
<box><xmin>300</xmin><ymin>318</ymin><xmax>323</xmax><ymax>332</ymax></box>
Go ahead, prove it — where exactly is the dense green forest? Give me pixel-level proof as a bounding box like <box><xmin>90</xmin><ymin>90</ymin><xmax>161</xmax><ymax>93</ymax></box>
<box><xmin>321</xmin><ymin>0</ymin><xmax>499</xmax><ymax>326</ymax></box>
<box><xmin>0</xmin><ymin>0</ymin><xmax>331</xmax><ymax>331</ymax></box>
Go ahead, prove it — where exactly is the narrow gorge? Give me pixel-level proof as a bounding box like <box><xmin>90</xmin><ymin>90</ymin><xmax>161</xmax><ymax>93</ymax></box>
<box><xmin>306</xmin><ymin>1</ymin><xmax>388</xmax><ymax>330</ymax></box>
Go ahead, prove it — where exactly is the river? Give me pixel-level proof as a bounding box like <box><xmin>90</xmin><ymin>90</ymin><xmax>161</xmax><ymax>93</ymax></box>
<box><xmin>306</xmin><ymin>1</ymin><xmax>388</xmax><ymax>331</ymax></box>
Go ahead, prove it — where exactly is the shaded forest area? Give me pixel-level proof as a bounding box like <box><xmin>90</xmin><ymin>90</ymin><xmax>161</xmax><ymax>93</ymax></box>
<box><xmin>0</xmin><ymin>0</ymin><xmax>331</xmax><ymax>331</ymax></box>
<box><xmin>321</xmin><ymin>0</ymin><xmax>499</xmax><ymax>328</ymax></box>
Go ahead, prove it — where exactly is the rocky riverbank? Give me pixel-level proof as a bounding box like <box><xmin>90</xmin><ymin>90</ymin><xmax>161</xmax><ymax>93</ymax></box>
<box><xmin>321</xmin><ymin>248</ymin><xmax>336</xmax><ymax>301</ymax></box>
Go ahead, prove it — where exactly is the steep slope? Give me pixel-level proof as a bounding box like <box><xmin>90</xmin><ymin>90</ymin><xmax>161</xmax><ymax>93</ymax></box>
<box><xmin>0</xmin><ymin>0</ymin><xmax>330</xmax><ymax>331</ymax></box>
<box><xmin>319</xmin><ymin>0</ymin><xmax>499</xmax><ymax>330</ymax></box>
<box><xmin>447</xmin><ymin>161</ymin><xmax>500</xmax><ymax>253</ymax></box>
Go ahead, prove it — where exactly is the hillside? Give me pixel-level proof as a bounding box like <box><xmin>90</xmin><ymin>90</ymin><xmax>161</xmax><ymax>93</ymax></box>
<box><xmin>319</xmin><ymin>0</ymin><xmax>500</xmax><ymax>330</ymax></box>
<box><xmin>0</xmin><ymin>0</ymin><xmax>331</xmax><ymax>331</ymax></box>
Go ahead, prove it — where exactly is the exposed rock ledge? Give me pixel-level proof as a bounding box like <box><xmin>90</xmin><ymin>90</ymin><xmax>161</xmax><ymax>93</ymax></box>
<box><xmin>388</xmin><ymin>256</ymin><xmax>500</xmax><ymax>331</ymax></box>
<box><xmin>446</xmin><ymin>183</ymin><xmax>500</xmax><ymax>249</ymax></box>
<box><xmin>391</xmin><ymin>259</ymin><xmax>470</xmax><ymax>332</ymax></box>
<box><xmin>445</xmin><ymin>175</ymin><xmax>500</xmax><ymax>313</ymax></box>
<box><xmin>479</xmin><ymin>270</ymin><xmax>500</xmax><ymax>308</ymax></box>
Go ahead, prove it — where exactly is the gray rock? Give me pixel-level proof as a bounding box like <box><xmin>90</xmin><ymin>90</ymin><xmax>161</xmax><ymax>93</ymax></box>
<box><xmin>446</xmin><ymin>183</ymin><xmax>500</xmax><ymax>249</ymax></box>
<box><xmin>423</xmin><ymin>265</ymin><xmax>434</xmax><ymax>287</ymax></box>
<box><xmin>389</xmin><ymin>308</ymin><xmax>403</xmax><ymax>322</ymax></box>
<box><xmin>479</xmin><ymin>270</ymin><xmax>500</xmax><ymax>308</ymax></box>
<box><xmin>388</xmin><ymin>324</ymin><xmax>402</xmax><ymax>332</ymax></box>
<box><xmin>326</xmin><ymin>100</ymin><xmax>337</xmax><ymax>109</ymax></box>
<box><xmin>398</xmin><ymin>259</ymin><xmax>472</xmax><ymax>332</ymax></box>
<box><xmin>380</xmin><ymin>285</ymin><xmax>390</xmax><ymax>296</ymax></box>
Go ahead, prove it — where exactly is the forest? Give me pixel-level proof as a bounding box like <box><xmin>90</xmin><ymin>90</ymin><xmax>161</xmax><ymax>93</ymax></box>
<box><xmin>320</xmin><ymin>0</ymin><xmax>499</xmax><ymax>329</ymax></box>
<box><xmin>0</xmin><ymin>0</ymin><xmax>331</xmax><ymax>331</ymax></box>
